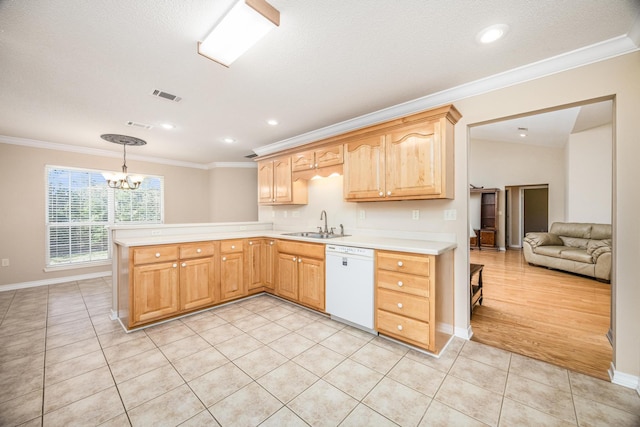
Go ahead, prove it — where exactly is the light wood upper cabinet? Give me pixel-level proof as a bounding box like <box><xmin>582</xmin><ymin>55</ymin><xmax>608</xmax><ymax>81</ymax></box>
<box><xmin>292</xmin><ymin>145</ymin><xmax>344</xmax><ymax>171</ymax></box>
<box><xmin>343</xmin><ymin>135</ymin><xmax>385</xmax><ymax>200</ymax></box>
<box><xmin>257</xmin><ymin>156</ymin><xmax>308</xmax><ymax>205</ymax></box>
<box><xmin>385</xmin><ymin>121</ymin><xmax>442</xmax><ymax>198</ymax></box>
<box><xmin>344</xmin><ymin>105</ymin><xmax>459</xmax><ymax>201</ymax></box>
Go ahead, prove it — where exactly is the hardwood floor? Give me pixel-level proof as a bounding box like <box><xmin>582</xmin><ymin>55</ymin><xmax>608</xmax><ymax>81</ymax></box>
<box><xmin>469</xmin><ymin>248</ymin><xmax>612</xmax><ymax>381</ymax></box>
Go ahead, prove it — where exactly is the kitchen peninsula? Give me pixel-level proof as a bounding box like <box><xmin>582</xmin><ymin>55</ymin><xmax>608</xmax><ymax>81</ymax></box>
<box><xmin>111</xmin><ymin>222</ymin><xmax>456</xmax><ymax>355</ymax></box>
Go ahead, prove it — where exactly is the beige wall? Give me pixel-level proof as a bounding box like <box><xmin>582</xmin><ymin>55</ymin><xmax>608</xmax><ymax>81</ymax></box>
<box><xmin>209</xmin><ymin>167</ymin><xmax>258</xmax><ymax>222</ymax></box>
<box><xmin>469</xmin><ymin>138</ymin><xmax>566</xmax><ymax>248</ymax></box>
<box><xmin>0</xmin><ymin>143</ymin><xmax>210</xmax><ymax>287</ymax></box>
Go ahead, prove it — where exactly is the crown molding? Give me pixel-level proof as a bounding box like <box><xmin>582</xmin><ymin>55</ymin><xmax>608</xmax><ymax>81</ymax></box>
<box><xmin>0</xmin><ymin>134</ymin><xmax>213</xmax><ymax>170</ymax></box>
<box><xmin>208</xmin><ymin>162</ymin><xmax>257</xmax><ymax>169</ymax></box>
<box><xmin>253</xmin><ymin>34</ymin><xmax>639</xmax><ymax>157</ymax></box>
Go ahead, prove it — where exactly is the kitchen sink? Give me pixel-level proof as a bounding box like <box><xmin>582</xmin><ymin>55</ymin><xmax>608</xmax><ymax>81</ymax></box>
<box><xmin>282</xmin><ymin>231</ymin><xmax>349</xmax><ymax>239</ymax></box>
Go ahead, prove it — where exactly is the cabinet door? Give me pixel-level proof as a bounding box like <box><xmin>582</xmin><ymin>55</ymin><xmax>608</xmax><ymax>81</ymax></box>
<box><xmin>247</xmin><ymin>240</ymin><xmax>263</xmax><ymax>291</ymax></box>
<box><xmin>315</xmin><ymin>145</ymin><xmax>344</xmax><ymax>168</ymax></box>
<box><xmin>385</xmin><ymin>121</ymin><xmax>442</xmax><ymax>197</ymax></box>
<box><xmin>292</xmin><ymin>151</ymin><xmax>315</xmax><ymax>171</ymax></box>
<box><xmin>264</xmin><ymin>240</ymin><xmax>275</xmax><ymax>290</ymax></box>
<box><xmin>298</xmin><ymin>257</ymin><xmax>325</xmax><ymax>311</ymax></box>
<box><xmin>220</xmin><ymin>252</ymin><xmax>246</xmax><ymax>301</ymax></box>
<box><xmin>273</xmin><ymin>157</ymin><xmax>293</xmax><ymax>203</ymax></box>
<box><xmin>180</xmin><ymin>257</ymin><xmax>215</xmax><ymax>311</ymax></box>
<box><xmin>258</xmin><ymin>160</ymin><xmax>274</xmax><ymax>204</ymax></box>
<box><xmin>276</xmin><ymin>253</ymin><xmax>298</xmax><ymax>300</ymax></box>
<box><xmin>344</xmin><ymin>135</ymin><xmax>385</xmax><ymax>200</ymax></box>
<box><xmin>132</xmin><ymin>261</ymin><xmax>179</xmax><ymax>326</ymax></box>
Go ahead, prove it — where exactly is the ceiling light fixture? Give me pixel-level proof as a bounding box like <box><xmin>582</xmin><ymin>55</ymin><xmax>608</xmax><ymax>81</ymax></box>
<box><xmin>198</xmin><ymin>0</ymin><xmax>280</xmax><ymax>67</ymax></box>
<box><xmin>100</xmin><ymin>134</ymin><xmax>146</xmax><ymax>190</ymax></box>
<box><xmin>518</xmin><ymin>127</ymin><xmax>528</xmax><ymax>137</ymax></box>
<box><xmin>161</xmin><ymin>123</ymin><xmax>175</xmax><ymax>130</ymax></box>
<box><xmin>267</xmin><ymin>119</ymin><xmax>279</xmax><ymax>126</ymax></box>
<box><xmin>223</xmin><ymin>137</ymin><xmax>236</xmax><ymax>144</ymax></box>
<box><xmin>476</xmin><ymin>24</ymin><xmax>509</xmax><ymax>44</ymax></box>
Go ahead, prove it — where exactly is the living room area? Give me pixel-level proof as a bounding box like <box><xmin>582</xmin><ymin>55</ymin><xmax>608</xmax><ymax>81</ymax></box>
<box><xmin>468</xmin><ymin>99</ymin><xmax>613</xmax><ymax>380</ymax></box>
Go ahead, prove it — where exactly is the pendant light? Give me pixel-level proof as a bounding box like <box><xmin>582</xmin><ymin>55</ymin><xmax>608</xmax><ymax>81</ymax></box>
<box><xmin>101</xmin><ymin>134</ymin><xmax>146</xmax><ymax>190</ymax></box>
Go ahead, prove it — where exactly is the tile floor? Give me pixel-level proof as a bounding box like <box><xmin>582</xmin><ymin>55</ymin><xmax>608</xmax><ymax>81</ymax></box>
<box><xmin>1</xmin><ymin>278</ymin><xmax>639</xmax><ymax>426</ymax></box>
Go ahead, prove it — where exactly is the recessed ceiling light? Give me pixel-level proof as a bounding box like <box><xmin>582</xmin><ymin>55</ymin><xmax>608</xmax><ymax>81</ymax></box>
<box><xmin>267</xmin><ymin>119</ymin><xmax>279</xmax><ymax>126</ymax></box>
<box><xmin>223</xmin><ymin>137</ymin><xmax>236</xmax><ymax>144</ymax></box>
<box><xmin>476</xmin><ymin>24</ymin><xmax>509</xmax><ymax>44</ymax></box>
<box><xmin>518</xmin><ymin>127</ymin><xmax>528</xmax><ymax>137</ymax></box>
<box><xmin>161</xmin><ymin>123</ymin><xmax>175</xmax><ymax>130</ymax></box>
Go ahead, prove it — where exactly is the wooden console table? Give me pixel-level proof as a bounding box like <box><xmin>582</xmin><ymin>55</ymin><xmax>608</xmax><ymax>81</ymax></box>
<box><xmin>470</xmin><ymin>263</ymin><xmax>484</xmax><ymax>316</ymax></box>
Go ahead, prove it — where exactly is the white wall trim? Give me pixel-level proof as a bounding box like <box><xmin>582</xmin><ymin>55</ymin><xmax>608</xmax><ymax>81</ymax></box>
<box><xmin>0</xmin><ymin>135</ymin><xmax>211</xmax><ymax>170</ymax></box>
<box><xmin>253</xmin><ymin>35</ymin><xmax>639</xmax><ymax>157</ymax></box>
<box><xmin>0</xmin><ymin>271</ymin><xmax>111</xmax><ymax>292</ymax></box>
<box><xmin>455</xmin><ymin>325</ymin><xmax>473</xmax><ymax>340</ymax></box>
<box><xmin>207</xmin><ymin>162</ymin><xmax>257</xmax><ymax>169</ymax></box>
<box><xmin>609</xmin><ymin>362</ymin><xmax>640</xmax><ymax>390</ymax></box>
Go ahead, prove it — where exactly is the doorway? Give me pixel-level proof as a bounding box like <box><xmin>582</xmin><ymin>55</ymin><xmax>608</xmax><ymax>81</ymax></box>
<box><xmin>523</xmin><ymin>186</ymin><xmax>549</xmax><ymax>234</ymax></box>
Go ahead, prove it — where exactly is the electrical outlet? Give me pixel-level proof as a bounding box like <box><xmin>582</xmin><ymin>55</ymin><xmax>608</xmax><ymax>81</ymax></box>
<box><xmin>151</xmin><ymin>230</ymin><xmax>161</xmax><ymax>236</ymax></box>
<box><xmin>359</xmin><ymin>210</ymin><xmax>366</xmax><ymax>220</ymax></box>
<box><xmin>283</xmin><ymin>210</ymin><xmax>288</xmax><ymax>218</ymax></box>
<box><xmin>444</xmin><ymin>209</ymin><xmax>457</xmax><ymax>221</ymax></box>
<box><xmin>1</xmin><ymin>259</ymin><xmax>9</xmax><ymax>267</ymax></box>
<box><xmin>292</xmin><ymin>211</ymin><xmax>300</xmax><ymax>218</ymax></box>
<box><xmin>271</xmin><ymin>210</ymin><xmax>275</xmax><ymax>218</ymax></box>
<box><xmin>412</xmin><ymin>210</ymin><xmax>420</xmax><ymax>220</ymax></box>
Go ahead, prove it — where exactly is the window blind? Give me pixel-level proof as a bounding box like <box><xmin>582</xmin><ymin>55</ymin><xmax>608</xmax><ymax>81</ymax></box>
<box><xmin>46</xmin><ymin>166</ymin><xmax>164</xmax><ymax>267</ymax></box>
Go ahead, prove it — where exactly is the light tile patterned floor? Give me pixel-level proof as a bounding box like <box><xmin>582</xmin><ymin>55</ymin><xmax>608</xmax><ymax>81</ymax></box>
<box><xmin>1</xmin><ymin>278</ymin><xmax>639</xmax><ymax>426</ymax></box>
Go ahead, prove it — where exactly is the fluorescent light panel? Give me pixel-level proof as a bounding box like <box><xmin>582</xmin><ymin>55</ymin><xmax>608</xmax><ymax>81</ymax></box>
<box><xmin>198</xmin><ymin>0</ymin><xmax>280</xmax><ymax>67</ymax></box>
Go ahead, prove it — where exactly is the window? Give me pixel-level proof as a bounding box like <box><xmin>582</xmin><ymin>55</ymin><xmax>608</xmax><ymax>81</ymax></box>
<box><xmin>46</xmin><ymin>166</ymin><xmax>163</xmax><ymax>267</ymax></box>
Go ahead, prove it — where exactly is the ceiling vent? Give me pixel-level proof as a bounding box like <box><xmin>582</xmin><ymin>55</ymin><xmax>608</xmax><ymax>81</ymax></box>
<box><xmin>126</xmin><ymin>121</ymin><xmax>153</xmax><ymax>130</ymax></box>
<box><xmin>150</xmin><ymin>89</ymin><xmax>182</xmax><ymax>103</ymax></box>
<box><xmin>245</xmin><ymin>153</ymin><xmax>258</xmax><ymax>159</ymax></box>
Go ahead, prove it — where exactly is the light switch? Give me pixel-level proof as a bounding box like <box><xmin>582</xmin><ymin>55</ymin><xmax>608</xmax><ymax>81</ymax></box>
<box><xmin>359</xmin><ymin>210</ymin><xmax>366</xmax><ymax>220</ymax></box>
<box><xmin>412</xmin><ymin>210</ymin><xmax>420</xmax><ymax>220</ymax></box>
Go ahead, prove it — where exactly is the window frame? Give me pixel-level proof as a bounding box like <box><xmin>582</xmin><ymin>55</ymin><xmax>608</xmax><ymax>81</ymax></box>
<box><xmin>45</xmin><ymin>165</ymin><xmax>164</xmax><ymax>269</ymax></box>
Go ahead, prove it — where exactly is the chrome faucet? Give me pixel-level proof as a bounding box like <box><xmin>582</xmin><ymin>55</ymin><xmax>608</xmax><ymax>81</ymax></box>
<box><xmin>320</xmin><ymin>210</ymin><xmax>328</xmax><ymax>234</ymax></box>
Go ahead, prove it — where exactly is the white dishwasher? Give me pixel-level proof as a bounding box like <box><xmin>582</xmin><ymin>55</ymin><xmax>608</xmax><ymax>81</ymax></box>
<box><xmin>325</xmin><ymin>244</ymin><xmax>376</xmax><ymax>332</ymax></box>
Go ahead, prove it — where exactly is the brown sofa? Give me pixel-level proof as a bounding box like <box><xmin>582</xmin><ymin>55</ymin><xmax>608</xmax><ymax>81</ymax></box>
<box><xmin>523</xmin><ymin>222</ymin><xmax>611</xmax><ymax>282</ymax></box>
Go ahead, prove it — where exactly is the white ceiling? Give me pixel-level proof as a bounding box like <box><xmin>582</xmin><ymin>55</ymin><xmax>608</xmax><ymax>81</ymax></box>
<box><xmin>0</xmin><ymin>1</ymin><xmax>638</xmax><ymax>167</ymax></box>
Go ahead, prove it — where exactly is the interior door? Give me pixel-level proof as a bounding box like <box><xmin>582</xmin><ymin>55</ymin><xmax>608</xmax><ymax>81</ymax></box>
<box><xmin>523</xmin><ymin>187</ymin><xmax>549</xmax><ymax>234</ymax></box>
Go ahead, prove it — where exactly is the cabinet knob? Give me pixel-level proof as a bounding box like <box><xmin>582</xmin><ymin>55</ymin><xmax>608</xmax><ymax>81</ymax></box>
<box><xmin>293</xmin><ymin>257</ymin><xmax>297</xmax><ymax>261</ymax></box>
<box><xmin>270</xmin><ymin>241</ymin><xmax>274</xmax><ymax>245</ymax></box>
<box><xmin>172</xmin><ymin>263</ymin><xmax>177</xmax><ymax>268</ymax></box>
<box><xmin>309</xmin><ymin>165</ymin><xmax>313</xmax><ymax>169</ymax></box>
<box><xmin>196</xmin><ymin>248</ymin><xmax>201</xmax><ymax>253</ymax></box>
<box><xmin>298</xmin><ymin>258</ymin><xmax>302</xmax><ymax>263</ymax></box>
<box><xmin>231</xmin><ymin>245</ymin><xmax>235</xmax><ymax>249</ymax></box>
<box><xmin>181</xmin><ymin>262</ymin><xmax>186</xmax><ymax>267</ymax></box>
<box><xmin>379</xmin><ymin>191</ymin><xmax>384</xmax><ymax>196</ymax></box>
<box><xmin>387</xmin><ymin>191</ymin><xmax>392</xmax><ymax>196</ymax></box>
<box><xmin>397</xmin><ymin>325</ymin><xmax>403</xmax><ymax>331</ymax></box>
<box><xmin>155</xmin><ymin>253</ymin><xmax>161</xmax><ymax>258</ymax></box>
<box><xmin>397</xmin><ymin>303</ymin><xmax>403</xmax><ymax>309</ymax></box>
<box><xmin>397</xmin><ymin>261</ymin><xmax>403</xmax><ymax>267</ymax></box>
<box><xmin>249</xmin><ymin>241</ymin><xmax>253</xmax><ymax>245</ymax></box>
<box><xmin>222</xmin><ymin>256</ymin><xmax>226</xmax><ymax>261</ymax></box>
<box><xmin>314</xmin><ymin>163</ymin><xmax>318</xmax><ymax>168</ymax></box>
<box><xmin>398</xmin><ymin>281</ymin><xmax>403</xmax><ymax>287</ymax></box>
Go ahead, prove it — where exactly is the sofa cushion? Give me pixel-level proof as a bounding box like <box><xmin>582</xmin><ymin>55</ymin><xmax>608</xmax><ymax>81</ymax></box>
<box><xmin>524</xmin><ymin>233</ymin><xmax>563</xmax><ymax>248</ymax></box>
<box><xmin>560</xmin><ymin>248</ymin><xmax>594</xmax><ymax>263</ymax></box>
<box><xmin>590</xmin><ymin>224</ymin><xmax>612</xmax><ymax>240</ymax></box>
<box><xmin>559</xmin><ymin>236</ymin><xmax>590</xmax><ymax>249</ymax></box>
<box><xmin>550</xmin><ymin>222</ymin><xmax>592</xmax><ymax>239</ymax></box>
<box><xmin>534</xmin><ymin>246</ymin><xmax>564</xmax><ymax>257</ymax></box>
<box><xmin>586</xmin><ymin>239</ymin><xmax>612</xmax><ymax>255</ymax></box>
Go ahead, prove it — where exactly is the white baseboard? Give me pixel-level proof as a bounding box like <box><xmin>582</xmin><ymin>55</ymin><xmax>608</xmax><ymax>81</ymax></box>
<box><xmin>0</xmin><ymin>271</ymin><xmax>111</xmax><ymax>292</ymax></box>
<box><xmin>455</xmin><ymin>325</ymin><xmax>473</xmax><ymax>340</ymax></box>
<box><xmin>609</xmin><ymin>362</ymin><xmax>640</xmax><ymax>390</ymax></box>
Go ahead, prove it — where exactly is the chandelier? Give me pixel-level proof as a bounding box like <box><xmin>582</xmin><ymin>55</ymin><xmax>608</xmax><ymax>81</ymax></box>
<box><xmin>100</xmin><ymin>134</ymin><xmax>147</xmax><ymax>190</ymax></box>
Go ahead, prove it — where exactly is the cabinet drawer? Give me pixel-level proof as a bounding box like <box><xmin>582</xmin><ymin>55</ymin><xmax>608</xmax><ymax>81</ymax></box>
<box><xmin>133</xmin><ymin>245</ymin><xmax>178</xmax><ymax>265</ymax></box>
<box><xmin>377</xmin><ymin>251</ymin><xmax>430</xmax><ymax>276</ymax></box>
<box><xmin>377</xmin><ymin>270</ymin><xmax>430</xmax><ymax>298</ymax></box>
<box><xmin>277</xmin><ymin>240</ymin><xmax>324</xmax><ymax>259</ymax></box>
<box><xmin>220</xmin><ymin>239</ymin><xmax>244</xmax><ymax>253</ymax></box>
<box><xmin>179</xmin><ymin>242</ymin><xmax>215</xmax><ymax>259</ymax></box>
<box><xmin>377</xmin><ymin>288</ymin><xmax>429</xmax><ymax>322</ymax></box>
<box><xmin>376</xmin><ymin>310</ymin><xmax>430</xmax><ymax>347</ymax></box>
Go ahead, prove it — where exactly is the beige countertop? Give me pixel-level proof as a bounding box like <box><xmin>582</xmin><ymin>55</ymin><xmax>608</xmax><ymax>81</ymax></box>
<box><xmin>113</xmin><ymin>231</ymin><xmax>456</xmax><ymax>256</ymax></box>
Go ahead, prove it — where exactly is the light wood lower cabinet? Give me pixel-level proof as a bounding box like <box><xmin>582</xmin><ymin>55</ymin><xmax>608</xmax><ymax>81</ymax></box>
<box><xmin>130</xmin><ymin>242</ymin><xmax>216</xmax><ymax>328</ymax></box>
<box><xmin>275</xmin><ymin>240</ymin><xmax>325</xmax><ymax>311</ymax></box>
<box><xmin>247</xmin><ymin>239</ymin><xmax>276</xmax><ymax>293</ymax></box>
<box><xmin>375</xmin><ymin>249</ymin><xmax>454</xmax><ymax>354</ymax></box>
<box><xmin>220</xmin><ymin>239</ymin><xmax>246</xmax><ymax>302</ymax></box>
